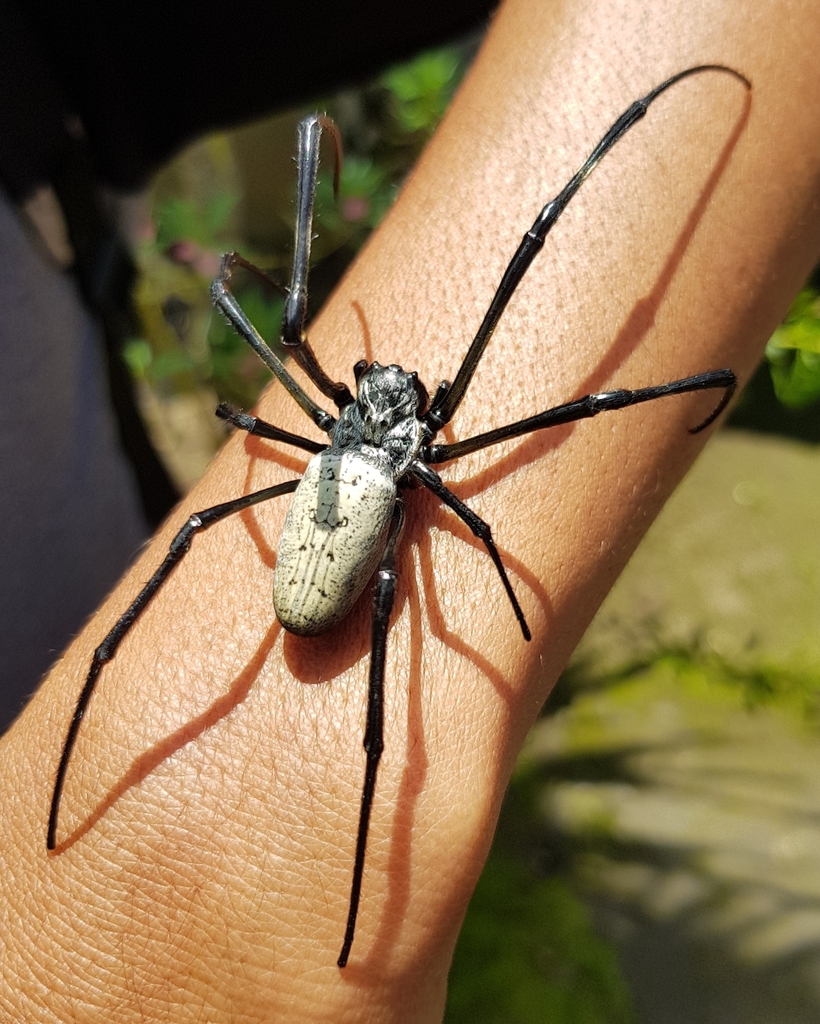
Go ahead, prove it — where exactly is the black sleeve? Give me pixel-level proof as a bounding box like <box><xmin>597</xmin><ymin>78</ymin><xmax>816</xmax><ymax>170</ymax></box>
<box><xmin>18</xmin><ymin>0</ymin><xmax>497</xmax><ymax>190</ymax></box>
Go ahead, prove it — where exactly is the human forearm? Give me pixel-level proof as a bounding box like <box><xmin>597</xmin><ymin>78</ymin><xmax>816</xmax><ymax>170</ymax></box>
<box><xmin>3</xmin><ymin>0</ymin><xmax>820</xmax><ymax>1020</ymax></box>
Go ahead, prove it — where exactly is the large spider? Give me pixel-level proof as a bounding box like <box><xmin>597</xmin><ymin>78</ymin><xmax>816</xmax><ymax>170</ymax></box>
<box><xmin>48</xmin><ymin>63</ymin><xmax>748</xmax><ymax>968</ymax></box>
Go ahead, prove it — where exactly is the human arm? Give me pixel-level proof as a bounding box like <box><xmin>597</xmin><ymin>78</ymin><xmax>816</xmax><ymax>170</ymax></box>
<box><xmin>3</xmin><ymin>0</ymin><xmax>820</xmax><ymax>1020</ymax></box>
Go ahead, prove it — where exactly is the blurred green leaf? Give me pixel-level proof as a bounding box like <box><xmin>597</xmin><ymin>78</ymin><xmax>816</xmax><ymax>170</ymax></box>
<box><xmin>766</xmin><ymin>286</ymin><xmax>820</xmax><ymax>408</ymax></box>
<box><xmin>383</xmin><ymin>48</ymin><xmax>463</xmax><ymax>135</ymax></box>
<box><xmin>155</xmin><ymin>198</ymin><xmax>204</xmax><ymax>248</ymax></box>
<box><xmin>155</xmin><ymin>192</ymin><xmax>237</xmax><ymax>249</ymax></box>
<box><xmin>122</xmin><ymin>338</ymin><xmax>153</xmax><ymax>379</ymax></box>
<box><xmin>204</xmin><ymin>192</ymin><xmax>238</xmax><ymax>237</ymax></box>
<box><xmin>446</xmin><ymin>854</ymin><xmax>636</xmax><ymax>1024</ymax></box>
<box><xmin>149</xmin><ymin>347</ymin><xmax>198</xmax><ymax>381</ymax></box>
<box><xmin>314</xmin><ymin>155</ymin><xmax>392</xmax><ymax>239</ymax></box>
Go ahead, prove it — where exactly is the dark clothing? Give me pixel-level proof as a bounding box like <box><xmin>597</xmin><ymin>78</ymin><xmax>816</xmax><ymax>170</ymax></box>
<box><xmin>3</xmin><ymin>1</ymin><xmax>496</xmax><ymax>194</ymax></box>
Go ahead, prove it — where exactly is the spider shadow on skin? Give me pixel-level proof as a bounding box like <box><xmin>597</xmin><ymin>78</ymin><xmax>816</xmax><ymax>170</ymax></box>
<box><xmin>51</xmin><ymin>619</ymin><xmax>282</xmax><ymax>853</ymax></box>
<box><xmin>407</xmin><ymin>484</ymin><xmax>555</xmax><ymax>705</ymax></box>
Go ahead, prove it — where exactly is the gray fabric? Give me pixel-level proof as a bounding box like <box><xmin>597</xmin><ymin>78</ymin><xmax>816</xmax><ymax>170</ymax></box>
<box><xmin>0</xmin><ymin>192</ymin><xmax>148</xmax><ymax>733</ymax></box>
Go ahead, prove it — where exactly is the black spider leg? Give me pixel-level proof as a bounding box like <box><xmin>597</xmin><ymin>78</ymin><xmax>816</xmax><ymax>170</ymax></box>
<box><xmin>211</xmin><ymin>123</ymin><xmax>353</xmax><ymax>411</ymax></box>
<box><xmin>338</xmin><ymin>498</ymin><xmax>406</xmax><ymax>969</ymax></box>
<box><xmin>47</xmin><ymin>478</ymin><xmax>301</xmax><ymax>851</ymax></box>
<box><xmin>215</xmin><ymin>403</ymin><xmax>328</xmax><ymax>454</ymax></box>
<box><xmin>409</xmin><ymin>461</ymin><xmax>531</xmax><ymax>641</ymax></box>
<box><xmin>212</xmin><ymin>260</ymin><xmax>337</xmax><ymax>434</ymax></box>
<box><xmin>425</xmin><ymin>370</ymin><xmax>737</xmax><ymax>465</ymax></box>
<box><xmin>280</xmin><ymin>114</ymin><xmax>354</xmax><ymax>410</ymax></box>
<box><xmin>424</xmin><ymin>64</ymin><xmax>750</xmax><ymax>432</ymax></box>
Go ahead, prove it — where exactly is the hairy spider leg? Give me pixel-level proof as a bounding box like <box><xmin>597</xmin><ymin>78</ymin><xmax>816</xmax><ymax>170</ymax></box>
<box><xmin>281</xmin><ymin>114</ymin><xmax>354</xmax><ymax>409</ymax></box>
<box><xmin>425</xmin><ymin>370</ymin><xmax>737</xmax><ymax>464</ymax></box>
<box><xmin>215</xmin><ymin>402</ymin><xmax>328</xmax><ymax>454</ymax></box>
<box><xmin>211</xmin><ymin>268</ymin><xmax>337</xmax><ymax>434</ymax></box>
<box><xmin>410</xmin><ymin>461</ymin><xmax>530</xmax><ymax>640</ymax></box>
<box><xmin>337</xmin><ymin>498</ymin><xmax>406</xmax><ymax>968</ymax></box>
<box><xmin>213</xmin><ymin>117</ymin><xmax>353</xmax><ymax>411</ymax></box>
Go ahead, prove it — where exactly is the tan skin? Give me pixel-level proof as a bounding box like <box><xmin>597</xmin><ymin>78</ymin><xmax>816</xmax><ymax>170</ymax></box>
<box><xmin>3</xmin><ymin>0</ymin><xmax>820</xmax><ymax>1019</ymax></box>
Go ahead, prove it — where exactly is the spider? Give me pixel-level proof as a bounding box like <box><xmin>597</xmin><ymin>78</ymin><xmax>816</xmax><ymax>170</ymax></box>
<box><xmin>48</xmin><ymin>63</ymin><xmax>749</xmax><ymax>968</ymax></box>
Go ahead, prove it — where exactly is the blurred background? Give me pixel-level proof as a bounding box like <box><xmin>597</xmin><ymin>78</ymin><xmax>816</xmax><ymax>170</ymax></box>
<box><xmin>52</xmin><ymin>38</ymin><xmax>820</xmax><ymax>1024</ymax></box>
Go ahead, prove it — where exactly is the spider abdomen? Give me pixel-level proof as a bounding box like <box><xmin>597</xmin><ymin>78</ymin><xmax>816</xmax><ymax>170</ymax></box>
<box><xmin>273</xmin><ymin>449</ymin><xmax>397</xmax><ymax>636</ymax></box>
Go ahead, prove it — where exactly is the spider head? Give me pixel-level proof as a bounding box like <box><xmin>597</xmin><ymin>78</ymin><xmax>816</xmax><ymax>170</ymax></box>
<box><xmin>356</xmin><ymin>362</ymin><xmax>429</xmax><ymax>436</ymax></box>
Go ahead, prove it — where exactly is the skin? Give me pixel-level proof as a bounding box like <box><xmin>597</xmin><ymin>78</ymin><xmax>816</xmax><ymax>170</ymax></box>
<box><xmin>3</xmin><ymin>0</ymin><xmax>820</xmax><ymax>1020</ymax></box>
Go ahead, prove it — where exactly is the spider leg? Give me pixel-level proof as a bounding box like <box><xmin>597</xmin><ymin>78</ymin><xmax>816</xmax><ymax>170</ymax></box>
<box><xmin>213</xmin><ymin>251</ymin><xmax>289</xmax><ymax>297</ymax></box>
<box><xmin>425</xmin><ymin>369</ymin><xmax>736</xmax><ymax>464</ymax></box>
<box><xmin>338</xmin><ymin>498</ymin><xmax>405</xmax><ymax>969</ymax></box>
<box><xmin>47</xmin><ymin>478</ymin><xmax>301</xmax><ymax>851</ymax></box>
<box><xmin>424</xmin><ymin>65</ymin><xmax>750</xmax><ymax>432</ymax></box>
<box><xmin>409</xmin><ymin>462</ymin><xmax>530</xmax><ymax>641</ymax></box>
<box><xmin>212</xmin><ymin>259</ymin><xmax>336</xmax><ymax>434</ymax></box>
<box><xmin>280</xmin><ymin>114</ymin><xmax>355</xmax><ymax>410</ymax></box>
<box><xmin>215</xmin><ymin>403</ymin><xmax>328</xmax><ymax>454</ymax></box>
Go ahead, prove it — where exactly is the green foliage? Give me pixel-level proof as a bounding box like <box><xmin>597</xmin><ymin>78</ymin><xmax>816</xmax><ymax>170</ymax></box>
<box><xmin>655</xmin><ymin>647</ymin><xmax>820</xmax><ymax>720</ymax></box>
<box><xmin>383</xmin><ymin>48</ymin><xmax>464</xmax><ymax>135</ymax></box>
<box><xmin>564</xmin><ymin>639</ymin><xmax>820</xmax><ymax>725</ymax></box>
<box><xmin>154</xmin><ymin>192</ymin><xmax>237</xmax><ymax>250</ymax></box>
<box><xmin>446</xmin><ymin>857</ymin><xmax>636</xmax><ymax>1024</ymax></box>
<box><xmin>122</xmin><ymin>337</ymin><xmax>153</xmax><ymax>380</ymax></box>
<box><xmin>766</xmin><ymin>285</ymin><xmax>820</xmax><ymax>408</ymax></box>
<box><xmin>313</xmin><ymin>155</ymin><xmax>392</xmax><ymax>243</ymax></box>
<box><xmin>131</xmin><ymin>174</ymin><xmax>286</xmax><ymax>407</ymax></box>
<box><xmin>446</xmin><ymin>758</ymin><xmax>636</xmax><ymax>1024</ymax></box>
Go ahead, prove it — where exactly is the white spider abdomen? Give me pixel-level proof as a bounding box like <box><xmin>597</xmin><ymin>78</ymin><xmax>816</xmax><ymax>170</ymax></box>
<box><xmin>273</xmin><ymin>450</ymin><xmax>396</xmax><ymax>636</ymax></box>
